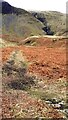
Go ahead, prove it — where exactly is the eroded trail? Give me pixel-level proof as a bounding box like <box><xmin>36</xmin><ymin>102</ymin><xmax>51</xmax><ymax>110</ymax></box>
<box><xmin>23</xmin><ymin>35</ymin><xmax>67</xmax><ymax>41</ymax></box>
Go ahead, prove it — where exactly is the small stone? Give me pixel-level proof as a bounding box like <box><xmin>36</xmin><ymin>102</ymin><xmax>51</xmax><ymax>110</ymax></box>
<box><xmin>53</xmin><ymin>104</ymin><xmax>61</xmax><ymax>109</ymax></box>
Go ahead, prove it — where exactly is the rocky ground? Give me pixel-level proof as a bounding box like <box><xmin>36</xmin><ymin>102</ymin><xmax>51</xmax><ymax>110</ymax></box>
<box><xmin>1</xmin><ymin>37</ymin><xmax>68</xmax><ymax>119</ymax></box>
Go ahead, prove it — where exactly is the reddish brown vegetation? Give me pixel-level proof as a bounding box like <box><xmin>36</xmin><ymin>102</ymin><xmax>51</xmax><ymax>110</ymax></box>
<box><xmin>1</xmin><ymin>37</ymin><xmax>67</xmax><ymax>118</ymax></box>
<box><xmin>2</xmin><ymin>89</ymin><xmax>63</xmax><ymax>118</ymax></box>
<box><xmin>2</xmin><ymin>43</ymin><xmax>66</xmax><ymax>79</ymax></box>
<box><xmin>2</xmin><ymin>47</ymin><xmax>16</xmax><ymax>63</ymax></box>
<box><xmin>20</xmin><ymin>46</ymin><xmax>66</xmax><ymax>79</ymax></box>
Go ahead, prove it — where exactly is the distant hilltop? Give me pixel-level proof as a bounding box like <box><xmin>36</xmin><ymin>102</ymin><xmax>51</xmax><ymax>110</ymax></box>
<box><xmin>0</xmin><ymin>1</ymin><xmax>28</xmax><ymax>14</ymax></box>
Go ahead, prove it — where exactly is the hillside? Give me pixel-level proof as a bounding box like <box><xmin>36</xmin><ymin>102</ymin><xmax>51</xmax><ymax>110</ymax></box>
<box><xmin>1</xmin><ymin>1</ymin><xmax>46</xmax><ymax>42</ymax></box>
<box><xmin>31</xmin><ymin>11</ymin><xmax>66</xmax><ymax>36</ymax></box>
<box><xmin>0</xmin><ymin>1</ymin><xmax>67</xmax><ymax>43</ymax></box>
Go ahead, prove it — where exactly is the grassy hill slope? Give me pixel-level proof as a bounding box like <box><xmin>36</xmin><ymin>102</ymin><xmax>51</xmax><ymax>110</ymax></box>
<box><xmin>1</xmin><ymin>1</ymin><xmax>45</xmax><ymax>42</ymax></box>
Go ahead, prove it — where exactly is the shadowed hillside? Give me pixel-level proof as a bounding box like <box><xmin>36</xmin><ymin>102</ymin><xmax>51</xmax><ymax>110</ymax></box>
<box><xmin>31</xmin><ymin>11</ymin><xmax>66</xmax><ymax>36</ymax></box>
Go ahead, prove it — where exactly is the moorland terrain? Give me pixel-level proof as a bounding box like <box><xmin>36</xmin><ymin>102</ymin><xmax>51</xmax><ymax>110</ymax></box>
<box><xmin>0</xmin><ymin>1</ymin><xmax>68</xmax><ymax>119</ymax></box>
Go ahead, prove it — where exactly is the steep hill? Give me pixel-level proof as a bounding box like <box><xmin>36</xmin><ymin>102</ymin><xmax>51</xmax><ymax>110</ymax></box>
<box><xmin>0</xmin><ymin>1</ymin><xmax>45</xmax><ymax>42</ymax></box>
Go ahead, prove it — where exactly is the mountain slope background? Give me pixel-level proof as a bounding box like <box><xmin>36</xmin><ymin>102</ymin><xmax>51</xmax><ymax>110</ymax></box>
<box><xmin>0</xmin><ymin>1</ymin><xmax>67</xmax><ymax>43</ymax></box>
